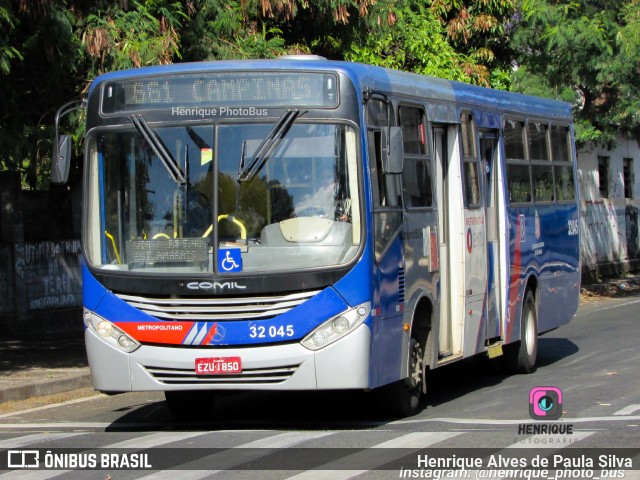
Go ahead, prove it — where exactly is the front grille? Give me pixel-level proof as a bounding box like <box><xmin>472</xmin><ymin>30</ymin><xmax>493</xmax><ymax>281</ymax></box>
<box><xmin>116</xmin><ymin>290</ymin><xmax>321</xmax><ymax>321</ymax></box>
<box><xmin>145</xmin><ymin>364</ymin><xmax>300</xmax><ymax>385</ymax></box>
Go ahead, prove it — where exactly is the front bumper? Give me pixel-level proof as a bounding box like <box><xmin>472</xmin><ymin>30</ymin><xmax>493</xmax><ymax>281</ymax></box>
<box><xmin>86</xmin><ymin>323</ymin><xmax>371</xmax><ymax>392</ymax></box>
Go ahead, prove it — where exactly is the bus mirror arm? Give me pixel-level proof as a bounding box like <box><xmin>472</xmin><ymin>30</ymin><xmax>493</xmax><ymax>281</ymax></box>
<box><xmin>52</xmin><ymin>100</ymin><xmax>85</xmax><ymax>185</ymax></box>
<box><xmin>381</xmin><ymin>126</ymin><xmax>403</xmax><ymax>174</ymax></box>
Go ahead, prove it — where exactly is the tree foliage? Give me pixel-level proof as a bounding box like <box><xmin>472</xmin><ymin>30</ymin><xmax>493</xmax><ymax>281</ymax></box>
<box><xmin>511</xmin><ymin>0</ymin><xmax>640</xmax><ymax>146</ymax></box>
<box><xmin>3</xmin><ymin>0</ymin><xmax>637</xmax><ymax>188</ymax></box>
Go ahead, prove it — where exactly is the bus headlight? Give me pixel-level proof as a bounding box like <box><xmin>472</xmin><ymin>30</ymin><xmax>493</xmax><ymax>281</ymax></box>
<box><xmin>301</xmin><ymin>302</ymin><xmax>370</xmax><ymax>351</ymax></box>
<box><xmin>84</xmin><ymin>308</ymin><xmax>140</xmax><ymax>353</ymax></box>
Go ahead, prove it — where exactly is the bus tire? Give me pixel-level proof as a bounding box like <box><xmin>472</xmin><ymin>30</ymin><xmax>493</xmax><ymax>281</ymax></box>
<box><xmin>504</xmin><ymin>290</ymin><xmax>537</xmax><ymax>374</ymax></box>
<box><xmin>377</xmin><ymin>337</ymin><xmax>425</xmax><ymax>417</ymax></box>
<box><xmin>164</xmin><ymin>390</ymin><xmax>215</xmax><ymax>420</ymax></box>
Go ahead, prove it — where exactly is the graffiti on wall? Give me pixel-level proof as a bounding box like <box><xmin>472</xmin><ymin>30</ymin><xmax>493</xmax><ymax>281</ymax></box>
<box><xmin>14</xmin><ymin>240</ymin><xmax>82</xmax><ymax>311</ymax></box>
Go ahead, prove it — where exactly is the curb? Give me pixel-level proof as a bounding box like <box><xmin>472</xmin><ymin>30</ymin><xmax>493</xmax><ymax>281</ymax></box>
<box><xmin>0</xmin><ymin>369</ymin><xmax>92</xmax><ymax>404</ymax></box>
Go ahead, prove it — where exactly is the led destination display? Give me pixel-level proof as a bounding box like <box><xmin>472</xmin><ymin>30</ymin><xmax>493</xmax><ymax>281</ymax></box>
<box><xmin>101</xmin><ymin>71</ymin><xmax>338</xmax><ymax>113</ymax></box>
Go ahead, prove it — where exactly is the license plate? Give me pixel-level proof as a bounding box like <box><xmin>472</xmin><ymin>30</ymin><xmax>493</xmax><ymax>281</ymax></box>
<box><xmin>195</xmin><ymin>357</ymin><xmax>242</xmax><ymax>375</ymax></box>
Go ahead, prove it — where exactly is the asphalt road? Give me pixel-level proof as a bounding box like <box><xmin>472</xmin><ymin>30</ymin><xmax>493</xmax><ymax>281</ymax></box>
<box><xmin>0</xmin><ymin>294</ymin><xmax>638</xmax><ymax>479</ymax></box>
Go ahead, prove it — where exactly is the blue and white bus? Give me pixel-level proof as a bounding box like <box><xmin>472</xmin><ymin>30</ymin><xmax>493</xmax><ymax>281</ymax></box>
<box><xmin>57</xmin><ymin>57</ymin><xmax>580</xmax><ymax>418</ymax></box>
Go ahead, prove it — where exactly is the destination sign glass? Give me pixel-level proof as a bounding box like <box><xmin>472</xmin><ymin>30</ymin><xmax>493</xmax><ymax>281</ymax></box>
<box><xmin>101</xmin><ymin>71</ymin><xmax>339</xmax><ymax>114</ymax></box>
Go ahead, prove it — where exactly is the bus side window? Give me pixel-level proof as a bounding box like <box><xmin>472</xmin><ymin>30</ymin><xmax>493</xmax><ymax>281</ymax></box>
<box><xmin>505</xmin><ymin>119</ymin><xmax>532</xmax><ymax>204</ymax></box>
<box><xmin>368</xmin><ymin>129</ymin><xmax>402</xmax><ymax>208</ymax></box>
<box><xmin>400</xmin><ymin>105</ymin><xmax>432</xmax><ymax>207</ymax></box>
<box><xmin>529</xmin><ymin>121</ymin><xmax>554</xmax><ymax>202</ymax></box>
<box><xmin>550</xmin><ymin>125</ymin><xmax>576</xmax><ymax>201</ymax></box>
<box><xmin>366</xmin><ymin>99</ymin><xmax>401</xmax><ymax>208</ymax></box>
<box><xmin>461</xmin><ymin>112</ymin><xmax>481</xmax><ymax>208</ymax></box>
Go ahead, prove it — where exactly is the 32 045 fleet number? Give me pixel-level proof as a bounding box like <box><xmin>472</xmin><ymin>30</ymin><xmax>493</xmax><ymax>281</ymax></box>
<box><xmin>249</xmin><ymin>325</ymin><xmax>294</xmax><ymax>339</ymax></box>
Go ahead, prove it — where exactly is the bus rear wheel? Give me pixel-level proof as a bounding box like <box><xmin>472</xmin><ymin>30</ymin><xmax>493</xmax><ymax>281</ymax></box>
<box><xmin>377</xmin><ymin>337</ymin><xmax>425</xmax><ymax>418</ymax></box>
<box><xmin>504</xmin><ymin>290</ymin><xmax>537</xmax><ymax>374</ymax></box>
<box><xmin>164</xmin><ymin>390</ymin><xmax>216</xmax><ymax>420</ymax></box>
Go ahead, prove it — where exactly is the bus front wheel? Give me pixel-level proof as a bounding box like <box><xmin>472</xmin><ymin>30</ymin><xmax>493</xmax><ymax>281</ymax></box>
<box><xmin>377</xmin><ymin>337</ymin><xmax>425</xmax><ymax>418</ymax></box>
<box><xmin>164</xmin><ymin>390</ymin><xmax>215</xmax><ymax>420</ymax></box>
<box><xmin>504</xmin><ymin>290</ymin><xmax>538</xmax><ymax>374</ymax></box>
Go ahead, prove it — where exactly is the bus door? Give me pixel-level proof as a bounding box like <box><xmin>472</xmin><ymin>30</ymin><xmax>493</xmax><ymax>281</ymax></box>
<box><xmin>433</xmin><ymin>123</ymin><xmax>466</xmax><ymax>358</ymax></box>
<box><xmin>460</xmin><ymin>113</ymin><xmax>487</xmax><ymax>356</ymax></box>
<box><xmin>432</xmin><ymin>126</ymin><xmax>452</xmax><ymax>357</ymax></box>
<box><xmin>479</xmin><ymin>131</ymin><xmax>501</xmax><ymax>342</ymax></box>
<box><xmin>397</xmin><ymin>104</ymin><xmax>438</xmax><ymax>349</ymax></box>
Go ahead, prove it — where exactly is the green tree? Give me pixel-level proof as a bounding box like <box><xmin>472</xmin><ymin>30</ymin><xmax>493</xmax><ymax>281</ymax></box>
<box><xmin>429</xmin><ymin>0</ymin><xmax>517</xmax><ymax>87</ymax></box>
<box><xmin>510</xmin><ymin>0</ymin><xmax>640</xmax><ymax>145</ymax></box>
<box><xmin>345</xmin><ymin>2</ymin><xmax>469</xmax><ymax>82</ymax></box>
<box><xmin>0</xmin><ymin>0</ymin><xmax>21</xmax><ymax>74</ymax></box>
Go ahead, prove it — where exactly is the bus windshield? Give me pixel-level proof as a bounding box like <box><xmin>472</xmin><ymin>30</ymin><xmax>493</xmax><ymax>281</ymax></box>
<box><xmin>86</xmin><ymin>121</ymin><xmax>361</xmax><ymax>275</ymax></box>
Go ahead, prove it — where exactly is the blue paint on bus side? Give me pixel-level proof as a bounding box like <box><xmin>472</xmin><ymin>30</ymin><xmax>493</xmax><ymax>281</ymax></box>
<box><xmin>369</xmin><ymin>234</ymin><xmax>406</xmax><ymax>388</ymax></box>
<box><xmin>506</xmin><ymin>202</ymin><xmax>580</xmax><ymax>338</ymax></box>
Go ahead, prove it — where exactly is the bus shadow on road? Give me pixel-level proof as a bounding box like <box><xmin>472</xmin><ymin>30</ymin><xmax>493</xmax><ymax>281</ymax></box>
<box><xmin>422</xmin><ymin>337</ymin><xmax>579</xmax><ymax>409</ymax></box>
<box><xmin>104</xmin><ymin>337</ymin><xmax>579</xmax><ymax>431</ymax></box>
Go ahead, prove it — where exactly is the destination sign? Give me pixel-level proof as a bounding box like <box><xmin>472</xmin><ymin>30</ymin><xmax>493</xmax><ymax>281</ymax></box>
<box><xmin>101</xmin><ymin>71</ymin><xmax>338</xmax><ymax>114</ymax></box>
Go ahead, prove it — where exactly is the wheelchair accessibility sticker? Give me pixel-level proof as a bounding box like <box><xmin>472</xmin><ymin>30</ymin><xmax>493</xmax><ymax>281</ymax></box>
<box><xmin>218</xmin><ymin>248</ymin><xmax>243</xmax><ymax>273</ymax></box>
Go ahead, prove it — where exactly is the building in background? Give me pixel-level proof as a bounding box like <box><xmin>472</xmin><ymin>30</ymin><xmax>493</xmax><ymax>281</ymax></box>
<box><xmin>578</xmin><ymin>137</ymin><xmax>640</xmax><ymax>280</ymax></box>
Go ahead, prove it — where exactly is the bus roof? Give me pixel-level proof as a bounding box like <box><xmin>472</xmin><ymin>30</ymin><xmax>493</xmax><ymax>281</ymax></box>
<box><xmin>90</xmin><ymin>58</ymin><xmax>573</xmax><ymax>122</ymax></box>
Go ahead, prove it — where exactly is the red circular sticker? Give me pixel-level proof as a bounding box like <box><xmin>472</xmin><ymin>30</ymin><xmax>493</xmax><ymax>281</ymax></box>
<box><xmin>466</xmin><ymin>228</ymin><xmax>472</xmax><ymax>253</ymax></box>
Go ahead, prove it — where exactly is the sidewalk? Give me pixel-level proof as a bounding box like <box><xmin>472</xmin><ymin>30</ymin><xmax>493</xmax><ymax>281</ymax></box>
<box><xmin>0</xmin><ymin>274</ymin><xmax>639</xmax><ymax>405</ymax></box>
<box><xmin>0</xmin><ymin>327</ymin><xmax>91</xmax><ymax>404</ymax></box>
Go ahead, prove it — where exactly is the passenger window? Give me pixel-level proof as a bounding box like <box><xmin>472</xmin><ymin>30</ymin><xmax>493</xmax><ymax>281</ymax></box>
<box><xmin>400</xmin><ymin>105</ymin><xmax>432</xmax><ymax>207</ymax></box>
<box><xmin>505</xmin><ymin>119</ymin><xmax>532</xmax><ymax>204</ymax></box>
<box><xmin>550</xmin><ymin>125</ymin><xmax>575</xmax><ymax>201</ymax></box>
<box><xmin>461</xmin><ymin>113</ymin><xmax>481</xmax><ymax>208</ymax></box>
<box><xmin>529</xmin><ymin>122</ymin><xmax>554</xmax><ymax>202</ymax></box>
<box><xmin>399</xmin><ymin>106</ymin><xmax>426</xmax><ymax>155</ymax></box>
<box><xmin>368</xmin><ymin>130</ymin><xmax>401</xmax><ymax>208</ymax></box>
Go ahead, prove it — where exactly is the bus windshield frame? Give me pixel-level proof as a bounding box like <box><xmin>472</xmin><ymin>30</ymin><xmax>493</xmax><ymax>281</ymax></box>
<box><xmin>84</xmin><ymin>116</ymin><xmax>363</xmax><ymax>277</ymax></box>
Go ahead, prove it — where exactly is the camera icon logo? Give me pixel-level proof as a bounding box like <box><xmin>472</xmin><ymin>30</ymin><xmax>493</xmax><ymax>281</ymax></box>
<box><xmin>529</xmin><ymin>386</ymin><xmax>563</xmax><ymax>420</ymax></box>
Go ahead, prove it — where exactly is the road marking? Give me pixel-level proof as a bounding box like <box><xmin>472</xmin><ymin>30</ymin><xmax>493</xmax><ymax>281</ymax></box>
<box><xmin>0</xmin><ymin>432</ymin><xmax>84</xmax><ymax>449</ymax></box>
<box><xmin>392</xmin><ymin>415</ymin><xmax>640</xmax><ymax>425</ymax></box>
<box><xmin>283</xmin><ymin>431</ymin><xmax>462</xmax><ymax>480</ymax></box>
<box><xmin>0</xmin><ymin>394</ymin><xmax>104</xmax><ymax>420</ymax></box>
<box><xmin>135</xmin><ymin>430</ymin><xmax>337</xmax><ymax>479</ymax></box>
<box><xmin>585</xmin><ymin>297</ymin><xmax>640</xmax><ymax>313</ymax></box>
<box><xmin>2</xmin><ymin>412</ymin><xmax>640</xmax><ymax>432</ymax></box>
<box><xmin>614</xmin><ymin>404</ymin><xmax>640</xmax><ymax>415</ymax></box>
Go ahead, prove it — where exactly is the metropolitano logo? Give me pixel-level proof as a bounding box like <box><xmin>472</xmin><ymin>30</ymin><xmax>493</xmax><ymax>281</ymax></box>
<box><xmin>529</xmin><ymin>386</ymin><xmax>563</xmax><ymax>421</ymax></box>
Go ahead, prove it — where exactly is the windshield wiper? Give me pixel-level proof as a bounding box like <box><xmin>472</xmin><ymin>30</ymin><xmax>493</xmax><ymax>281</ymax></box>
<box><xmin>130</xmin><ymin>114</ymin><xmax>186</xmax><ymax>184</ymax></box>
<box><xmin>238</xmin><ymin>109</ymin><xmax>306</xmax><ymax>182</ymax></box>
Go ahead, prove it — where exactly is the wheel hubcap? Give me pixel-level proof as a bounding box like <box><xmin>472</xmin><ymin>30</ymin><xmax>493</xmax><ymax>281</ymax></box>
<box><xmin>407</xmin><ymin>339</ymin><xmax>424</xmax><ymax>389</ymax></box>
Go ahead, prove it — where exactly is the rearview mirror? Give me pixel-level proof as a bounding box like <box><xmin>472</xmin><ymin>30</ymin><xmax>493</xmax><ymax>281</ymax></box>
<box><xmin>51</xmin><ymin>134</ymin><xmax>71</xmax><ymax>185</ymax></box>
<box><xmin>381</xmin><ymin>126</ymin><xmax>403</xmax><ymax>174</ymax></box>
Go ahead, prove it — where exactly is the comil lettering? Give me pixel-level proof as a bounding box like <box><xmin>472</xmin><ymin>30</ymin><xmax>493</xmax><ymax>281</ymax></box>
<box><xmin>186</xmin><ymin>281</ymin><xmax>247</xmax><ymax>290</ymax></box>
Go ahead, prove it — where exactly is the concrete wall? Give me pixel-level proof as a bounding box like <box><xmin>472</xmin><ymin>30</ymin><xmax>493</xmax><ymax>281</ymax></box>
<box><xmin>577</xmin><ymin>138</ymin><xmax>640</xmax><ymax>280</ymax></box>
<box><xmin>0</xmin><ymin>171</ymin><xmax>82</xmax><ymax>333</ymax></box>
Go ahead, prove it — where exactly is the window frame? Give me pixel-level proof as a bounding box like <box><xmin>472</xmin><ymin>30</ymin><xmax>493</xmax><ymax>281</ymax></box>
<box><xmin>398</xmin><ymin>102</ymin><xmax>433</xmax><ymax>210</ymax></box>
<box><xmin>598</xmin><ymin>156</ymin><xmax>610</xmax><ymax>199</ymax></box>
<box><xmin>549</xmin><ymin>123</ymin><xmax>576</xmax><ymax>203</ymax></box>
<box><xmin>460</xmin><ymin>111</ymin><xmax>482</xmax><ymax>209</ymax></box>
<box><xmin>623</xmin><ymin>158</ymin><xmax>634</xmax><ymax>200</ymax></box>
<box><xmin>504</xmin><ymin>116</ymin><xmax>532</xmax><ymax>205</ymax></box>
<box><xmin>527</xmin><ymin>120</ymin><xmax>555</xmax><ymax>204</ymax></box>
